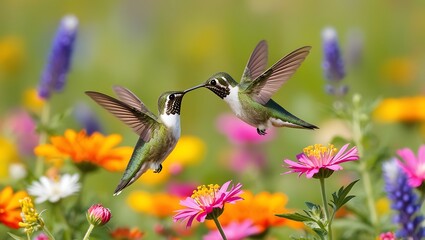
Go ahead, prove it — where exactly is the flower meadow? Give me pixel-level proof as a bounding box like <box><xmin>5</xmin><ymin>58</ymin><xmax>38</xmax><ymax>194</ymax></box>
<box><xmin>1</xmin><ymin>1</ymin><xmax>425</xmax><ymax>240</ymax></box>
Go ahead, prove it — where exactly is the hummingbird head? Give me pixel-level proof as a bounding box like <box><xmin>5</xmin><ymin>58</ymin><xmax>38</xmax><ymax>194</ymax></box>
<box><xmin>158</xmin><ymin>91</ymin><xmax>186</xmax><ymax>115</ymax></box>
<box><xmin>202</xmin><ymin>72</ymin><xmax>237</xmax><ymax>99</ymax></box>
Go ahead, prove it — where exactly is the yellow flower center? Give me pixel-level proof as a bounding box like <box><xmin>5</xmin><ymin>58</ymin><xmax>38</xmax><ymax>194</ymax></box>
<box><xmin>191</xmin><ymin>184</ymin><xmax>220</xmax><ymax>204</ymax></box>
<box><xmin>303</xmin><ymin>144</ymin><xmax>338</xmax><ymax>159</ymax></box>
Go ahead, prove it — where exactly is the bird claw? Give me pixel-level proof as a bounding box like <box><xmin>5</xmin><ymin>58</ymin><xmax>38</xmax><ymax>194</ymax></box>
<box><xmin>153</xmin><ymin>164</ymin><xmax>163</xmax><ymax>173</ymax></box>
<box><xmin>256</xmin><ymin>128</ymin><xmax>267</xmax><ymax>135</ymax></box>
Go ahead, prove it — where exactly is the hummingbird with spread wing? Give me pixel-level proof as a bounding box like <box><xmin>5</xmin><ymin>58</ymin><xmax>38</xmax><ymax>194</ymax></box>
<box><xmin>86</xmin><ymin>86</ymin><xmax>196</xmax><ymax>195</ymax></box>
<box><xmin>187</xmin><ymin>40</ymin><xmax>318</xmax><ymax>135</ymax></box>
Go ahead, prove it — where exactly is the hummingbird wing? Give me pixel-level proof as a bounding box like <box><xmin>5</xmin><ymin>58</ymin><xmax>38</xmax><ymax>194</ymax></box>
<box><xmin>243</xmin><ymin>46</ymin><xmax>311</xmax><ymax>105</ymax></box>
<box><xmin>85</xmin><ymin>91</ymin><xmax>159</xmax><ymax>142</ymax></box>
<box><xmin>239</xmin><ymin>40</ymin><xmax>268</xmax><ymax>88</ymax></box>
<box><xmin>112</xmin><ymin>85</ymin><xmax>158</xmax><ymax>120</ymax></box>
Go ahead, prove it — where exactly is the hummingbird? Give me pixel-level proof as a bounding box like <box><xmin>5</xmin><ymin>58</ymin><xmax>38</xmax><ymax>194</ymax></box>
<box><xmin>85</xmin><ymin>86</ymin><xmax>195</xmax><ymax>195</ymax></box>
<box><xmin>188</xmin><ymin>40</ymin><xmax>318</xmax><ymax>135</ymax></box>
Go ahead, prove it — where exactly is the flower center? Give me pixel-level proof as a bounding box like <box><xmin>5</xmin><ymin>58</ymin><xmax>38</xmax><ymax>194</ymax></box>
<box><xmin>303</xmin><ymin>144</ymin><xmax>337</xmax><ymax>160</ymax></box>
<box><xmin>191</xmin><ymin>184</ymin><xmax>220</xmax><ymax>205</ymax></box>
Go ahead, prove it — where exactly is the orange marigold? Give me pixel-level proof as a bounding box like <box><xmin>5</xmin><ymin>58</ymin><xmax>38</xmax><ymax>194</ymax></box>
<box><xmin>127</xmin><ymin>191</ymin><xmax>182</xmax><ymax>218</ymax></box>
<box><xmin>206</xmin><ymin>190</ymin><xmax>303</xmax><ymax>233</ymax></box>
<box><xmin>34</xmin><ymin>129</ymin><xmax>133</xmax><ymax>172</ymax></box>
<box><xmin>0</xmin><ymin>186</ymin><xmax>28</xmax><ymax>228</ymax></box>
<box><xmin>110</xmin><ymin>227</ymin><xmax>144</xmax><ymax>240</ymax></box>
<box><xmin>373</xmin><ymin>96</ymin><xmax>425</xmax><ymax>123</ymax></box>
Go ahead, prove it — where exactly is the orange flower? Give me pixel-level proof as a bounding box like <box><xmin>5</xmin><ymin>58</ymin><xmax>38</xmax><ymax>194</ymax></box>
<box><xmin>373</xmin><ymin>96</ymin><xmax>425</xmax><ymax>123</ymax></box>
<box><xmin>127</xmin><ymin>191</ymin><xmax>182</xmax><ymax>218</ymax></box>
<box><xmin>0</xmin><ymin>186</ymin><xmax>28</xmax><ymax>229</ymax></box>
<box><xmin>110</xmin><ymin>227</ymin><xmax>145</xmax><ymax>240</ymax></box>
<box><xmin>34</xmin><ymin>129</ymin><xmax>133</xmax><ymax>172</ymax></box>
<box><xmin>206</xmin><ymin>190</ymin><xmax>303</xmax><ymax>233</ymax></box>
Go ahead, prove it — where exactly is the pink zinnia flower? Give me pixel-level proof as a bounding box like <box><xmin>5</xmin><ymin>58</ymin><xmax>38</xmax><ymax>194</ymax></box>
<box><xmin>173</xmin><ymin>180</ymin><xmax>243</xmax><ymax>227</ymax></box>
<box><xmin>203</xmin><ymin>220</ymin><xmax>261</xmax><ymax>240</ymax></box>
<box><xmin>86</xmin><ymin>203</ymin><xmax>111</xmax><ymax>226</ymax></box>
<box><xmin>283</xmin><ymin>143</ymin><xmax>359</xmax><ymax>178</ymax></box>
<box><xmin>396</xmin><ymin>145</ymin><xmax>425</xmax><ymax>188</ymax></box>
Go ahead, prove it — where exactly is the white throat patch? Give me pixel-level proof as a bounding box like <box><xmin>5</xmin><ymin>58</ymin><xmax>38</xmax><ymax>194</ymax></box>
<box><xmin>224</xmin><ymin>86</ymin><xmax>242</xmax><ymax>116</ymax></box>
<box><xmin>159</xmin><ymin>114</ymin><xmax>181</xmax><ymax>139</ymax></box>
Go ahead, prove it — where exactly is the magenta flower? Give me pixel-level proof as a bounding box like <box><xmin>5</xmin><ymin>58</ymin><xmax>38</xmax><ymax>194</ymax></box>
<box><xmin>203</xmin><ymin>220</ymin><xmax>261</xmax><ymax>240</ymax></box>
<box><xmin>3</xmin><ymin>109</ymin><xmax>38</xmax><ymax>156</ymax></box>
<box><xmin>396</xmin><ymin>145</ymin><xmax>425</xmax><ymax>188</ymax></box>
<box><xmin>283</xmin><ymin>143</ymin><xmax>359</xmax><ymax>178</ymax></box>
<box><xmin>86</xmin><ymin>203</ymin><xmax>111</xmax><ymax>226</ymax></box>
<box><xmin>216</xmin><ymin>114</ymin><xmax>275</xmax><ymax>144</ymax></box>
<box><xmin>173</xmin><ymin>180</ymin><xmax>243</xmax><ymax>227</ymax></box>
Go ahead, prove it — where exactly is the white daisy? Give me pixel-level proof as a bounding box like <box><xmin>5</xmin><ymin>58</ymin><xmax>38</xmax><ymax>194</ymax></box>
<box><xmin>28</xmin><ymin>173</ymin><xmax>81</xmax><ymax>203</ymax></box>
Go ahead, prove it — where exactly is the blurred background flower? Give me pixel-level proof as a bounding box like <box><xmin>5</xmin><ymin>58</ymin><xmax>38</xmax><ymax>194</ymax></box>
<box><xmin>38</xmin><ymin>15</ymin><xmax>78</xmax><ymax>99</ymax></box>
<box><xmin>206</xmin><ymin>190</ymin><xmax>303</xmax><ymax>234</ymax></box>
<box><xmin>0</xmin><ymin>186</ymin><xmax>27</xmax><ymax>229</ymax></box>
<box><xmin>373</xmin><ymin>96</ymin><xmax>425</xmax><ymax>123</ymax></box>
<box><xmin>216</xmin><ymin>114</ymin><xmax>275</xmax><ymax>173</ymax></box>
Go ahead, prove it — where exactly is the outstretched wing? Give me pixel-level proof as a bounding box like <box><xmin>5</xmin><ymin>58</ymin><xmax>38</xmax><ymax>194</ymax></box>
<box><xmin>243</xmin><ymin>46</ymin><xmax>311</xmax><ymax>105</ymax></box>
<box><xmin>240</xmin><ymin>40</ymin><xmax>268</xmax><ymax>89</ymax></box>
<box><xmin>112</xmin><ymin>86</ymin><xmax>158</xmax><ymax>120</ymax></box>
<box><xmin>85</xmin><ymin>91</ymin><xmax>159</xmax><ymax>142</ymax></box>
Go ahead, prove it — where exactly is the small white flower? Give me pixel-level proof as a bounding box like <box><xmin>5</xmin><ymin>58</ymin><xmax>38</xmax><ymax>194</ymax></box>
<box><xmin>28</xmin><ymin>173</ymin><xmax>81</xmax><ymax>203</ymax></box>
<box><xmin>9</xmin><ymin>163</ymin><xmax>27</xmax><ymax>180</ymax></box>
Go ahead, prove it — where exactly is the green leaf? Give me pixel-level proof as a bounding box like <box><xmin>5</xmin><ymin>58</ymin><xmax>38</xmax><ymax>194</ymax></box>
<box><xmin>8</xmin><ymin>233</ymin><xmax>24</xmax><ymax>240</ymax></box>
<box><xmin>276</xmin><ymin>212</ymin><xmax>313</xmax><ymax>222</ymax></box>
<box><xmin>329</xmin><ymin>179</ymin><xmax>359</xmax><ymax>212</ymax></box>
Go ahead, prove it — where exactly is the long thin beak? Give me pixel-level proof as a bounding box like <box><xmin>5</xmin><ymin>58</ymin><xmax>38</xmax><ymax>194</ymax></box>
<box><xmin>184</xmin><ymin>83</ymin><xmax>206</xmax><ymax>93</ymax></box>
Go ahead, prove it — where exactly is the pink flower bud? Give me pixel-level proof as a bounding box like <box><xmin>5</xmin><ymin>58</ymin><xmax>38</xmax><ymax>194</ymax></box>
<box><xmin>86</xmin><ymin>203</ymin><xmax>111</xmax><ymax>226</ymax></box>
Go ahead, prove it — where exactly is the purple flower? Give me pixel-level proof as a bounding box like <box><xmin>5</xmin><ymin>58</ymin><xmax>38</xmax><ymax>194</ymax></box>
<box><xmin>74</xmin><ymin>102</ymin><xmax>103</xmax><ymax>134</ymax></box>
<box><xmin>383</xmin><ymin>160</ymin><xmax>425</xmax><ymax>239</ymax></box>
<box><xmin>38</xmin><ymin>15</ymin><xmax>78</xmax><ymax>99</ymax></box>
<box><xmin>322</xmin><ymin>27</ymin><xmax>347</xmax><ymax>97</ymax></box>
<box><xmin>322</xmin><ymin>27</ymin><xmax>345</xmax><ymax>82</ymax></box>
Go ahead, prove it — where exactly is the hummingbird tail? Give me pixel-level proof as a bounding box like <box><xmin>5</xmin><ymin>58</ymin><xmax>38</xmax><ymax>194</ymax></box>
<box><xmin>270</xmin><ymin>117</ymin><xmax>319</xmax><ymax>130</ymax></box>
<box><xmin>113</xmin><ymin>163</ymin><xmax>150</xmax><ymax>196</ymax></box>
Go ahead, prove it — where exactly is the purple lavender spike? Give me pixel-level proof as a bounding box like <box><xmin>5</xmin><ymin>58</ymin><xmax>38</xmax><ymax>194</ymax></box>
<box><xmin>322</xmin><ymin>27</ymin><xmax>345</xmax><ymax>82</ymax></box>
<box><xmin>383</xmin><ymin>160</ymin><xmax>425</xmax><ymax>240</ymax></box>
<box><xmin>38</xmin><ymin>15</ymin><xmax>78</xmax><ymax>99</ymax></box>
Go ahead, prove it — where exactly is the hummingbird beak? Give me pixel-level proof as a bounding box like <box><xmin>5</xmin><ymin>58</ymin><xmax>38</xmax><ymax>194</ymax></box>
<box><xmin>184</xmin><ymin>83</ymin><xmax>206</xmax><ymax>93</ymax></box>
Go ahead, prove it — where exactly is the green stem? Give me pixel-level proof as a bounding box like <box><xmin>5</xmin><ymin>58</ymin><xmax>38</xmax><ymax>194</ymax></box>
<box><xmin>35</xmin><ymin>102</ymin><xmax>51</xmax><ymax>177</ymax></box>
<box><xmin>82</xmin><ymin>224</ymin><xmax>95</xmax><ymax>240</ymax></box>
<box><xmin>351</xmin><ymin>98</ymin><xmax>379</xmax><ymax>234</ymax></box>
<box><xmin>211</xmin><ymin>214</ymin><xmax>227</xmax><ymax>240</ymax></box>
<box><xmin>53</xmin><ymin>202</ymin><xmax>71</xmax><ymax>240</ymax></box>
<box><xmin>26</xmin><ymin>232</ymin><xmax>31</xmax><ymax>240</ymax></box>
<box><xmin>319</xmin><ymin>178</ymin><xmax>332</xmax><ymax>240</ymax></box>
<box><xmin>42</xmin><ymin>225</ymin><xmax>56</xmax><ymax>240</ymax></box>
<box><xmin>359</xmin><ymin>161</ymin><xmax>378</xmax><ymax>231</ymax></box>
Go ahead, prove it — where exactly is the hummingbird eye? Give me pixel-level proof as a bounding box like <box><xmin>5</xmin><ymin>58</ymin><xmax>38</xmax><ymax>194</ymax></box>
<box><xmin>210</xmin><ymin>79</ymin><xmax>217</xmax><ymax>86</ymax></box>
<box><xmin>169</xmin><ymin>94</ymin><xmax>175</xmax><ymax>100</ymax></box>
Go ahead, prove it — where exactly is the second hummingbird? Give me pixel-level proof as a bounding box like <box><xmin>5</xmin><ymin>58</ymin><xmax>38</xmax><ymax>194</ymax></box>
<box><xmin>86</xmin><ymin>86</ymin><xmax>195</xmax><ymax>195</ymax></box>
<box><xmin>188</xmin><ymin>40</ymin><xmax>318</xmax><ymax>135</ymax></box>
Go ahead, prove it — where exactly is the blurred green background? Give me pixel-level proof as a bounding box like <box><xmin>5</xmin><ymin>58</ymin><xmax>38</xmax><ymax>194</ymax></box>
<box><xmin>1</xmin><ymin>0</ymin><xmax>425</xmax><ymax>239</ymax></box>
